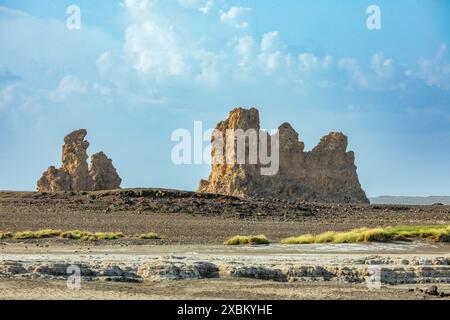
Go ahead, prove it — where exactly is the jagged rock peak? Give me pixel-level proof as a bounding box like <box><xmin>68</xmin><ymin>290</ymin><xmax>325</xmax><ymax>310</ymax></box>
<box><xmin>199</xmin><ymin>107</ymin><xmax>368</xmax><ymax>204</ymax></box>
<box><xmin>89</xmin><ymin>152</ymin><xmax>122</xmax><ymax>191</ymax></box>
<box><xmin>37</xmin><ymin>129</ymin><xmax>121</xmax><ymax>192</ymax></box>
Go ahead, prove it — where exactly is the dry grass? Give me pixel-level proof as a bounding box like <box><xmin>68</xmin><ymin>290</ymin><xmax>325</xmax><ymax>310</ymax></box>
<box><xmin>0</xmin><ymin>231</ymin><xmax>13</xmax><ymax>239</ymax></box>
<box><xmin>0</xmin><ymin>229</ymin><xmax>124</xmax><ymax>241</ymax></box>
<box><xmin>12</xmin><ymin>229</ymin><xmax>62</xmax><ymax>240</ymax></box>
<box><xmin>224</xmin><ymin>235</ymin><xmax>270</xmax><ymax>245</ymax></box>
<box><xmin>0</xmin><ymin>229</ymin><xmax>166</xmax><ymax>241</ymax></box>
<box><xmin>138</xmin><ymin>232</ymin><xmax>161</xmax><ymax>240</ymax></box>
<box><xmin>60</xmin><ymin>230</ymin><xmax>124</xmax><ymax>241</ymax></box>
<box><xmin>281</xmin><ymin>225</ymin><xmax>450</xmax><ymax>244</ymax></box>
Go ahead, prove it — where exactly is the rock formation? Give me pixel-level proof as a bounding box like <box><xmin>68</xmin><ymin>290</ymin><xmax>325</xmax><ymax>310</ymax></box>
<box><xmin>199</xmin><ymin>107</ymin><xmax>369</xmax><ymax>203</ymax></box>
<box><xmin>37</xmin><ymin>166</ymin><xmax>72</xmax><ymax>193</ymax></box>
<box><xmin>61</xmin><ymin>129</ymin><xmax>91</xmax><ymax>191</ymax></box>
<box><xmin>37</xmin><ymin>129</ymin><xmax>121</xmax><ymax>192</ymax></box>
<box><xmin>89</xmin><ymin>152</ymin><xmax>122</xmax><ymax>191</ymax></box>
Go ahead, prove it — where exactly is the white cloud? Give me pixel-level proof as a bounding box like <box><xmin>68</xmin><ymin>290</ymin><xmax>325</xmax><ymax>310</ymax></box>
<box><xmin>338</xmin><ymin>58</ymin><xmax>370</xmax><ymax>89</ymax></box>
<box><xmin>178</xmin><ymin>0</ymin><xmax>214</xmax><ymax>14</ymax></box>
<box><xmin>371</xmin><ymin>52</ymin><xmax>395</xmax><ymax>79</ymax></box>
<box><xmin>0</xmin><ymin>83</ymin><xmax>41</xmax><ymax>113</ymax></box>
<box><xmin>338</xmin><ymin>53</ymin><xmax>410</xmax><ymax>91</ymax></box>
<box><xmin>0</xmin><ymin>5</ymin><xmax>29</xmax><ymax>17</ymax></box>
<box><xmin>262</xmin><ymin>52</ymin><xmax>282</xmax><ymax>71</ymax></box>
<box><xmin>48</xmin><ymin>75</ymin><xmax>87</xmax><ymax>101</ymax></box>
<box><xmin>122</xmin><ymin>0</ymin><xmax>226</xmax><ymax>84</ymax></box>
<box><xmin>0</xmin><ymin>84</ymin><xmax>17</xmax><ymax>111</ymax></box>
<box><xmin>260</xmin><ymin>31</ymin><xmax>279</xmax><ymax>52</ymax></box>
<box><xmin>96</xmin><ymin>51</ymin><xmax>113</xmax><ymax>77</ymax></box>
<box><xmin>195</xmin><ymin>51</ymin><xmax>221</xmax><ymax>84</ymax></box>
<box><xmin>298</xmin><ymin>53</ymin><xmax>333</xmax><ymax>72</ymax></box>
<box><xmin>0</xmin><ymin>3</ymin><xmax>117</xmax><ymax>90</ymax></box>
<box><xmin>220</xmin><ymin>6</ymin><xmax>250</xmax><ymax>28</ymax></box>
<box><xmin>258</xmin><ymin>32</ymin><xmax>285</xmax><ymax>72</ymax></box>
<box><xmin>234</xmin><ymin>36</ymin><xmax>255</xmax><ymax>66</ymax></box>
<box><xmin>416</xmin><ymin>44</ymin><xmax>450</xmax><ymax>90</ymax></box>
<box><xmin>199</xmin><ymin>0</ymin><xmax>214</xmax><ymax>14</ymax></box>
<box><xmin>124</xmin><ymin>0</ymin><xmax>158</xmax><ymax>12</ymax></box>
<box><xmin>124</xmin><ymin>21</ymin><xmax>187</xmax><ymax>78</ymax></box>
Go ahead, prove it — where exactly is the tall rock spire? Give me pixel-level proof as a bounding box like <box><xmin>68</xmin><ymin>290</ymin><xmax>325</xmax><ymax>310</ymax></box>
<box><xmin>199</xmin><ymin>107</ymin><xmax>369</xmax><ymax>203</ymax></box>
<box><xmin>37</xmin><ymin>129</ymin><xmax>121</xmax><ymax>192</ymax></box>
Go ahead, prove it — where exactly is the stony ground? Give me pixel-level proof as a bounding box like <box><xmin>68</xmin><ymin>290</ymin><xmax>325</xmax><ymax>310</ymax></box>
<box><xmin>0</xmin><ymin>189</ymin><xmax>449</xmax><ymax>245</ymax></box>
<box><xmin>1</xmin><ymin>189</ymin><xmax>449</xmax><ymax>300</ymax></box>
<box><xmin>1</xmin><ymin>243</ymin><xmax>450</xmax><ymax>300</ymax></box>
<box><xmin>1</xmin><ymin>278</ymin><xmax>449</xmax><ymax>300</ymax></box>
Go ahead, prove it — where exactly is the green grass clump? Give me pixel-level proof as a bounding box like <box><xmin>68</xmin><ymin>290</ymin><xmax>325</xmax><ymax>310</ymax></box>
<box><xmin>138</xmin><ymin>232</ymin><xmax>161</xmax><ymax>240</ymax></box>
<box><xmin>0</xmin><ymin>231</ymin><xmax>13</xmax><ymax>239</ymax></box>
<box><xmin>93</xmin><ymin>232</ymin><xmax>124</xmax><ymax>240</ymax></box>
<box><xmin>13</xmin><ymin>229</ymin><xmax>62</xmax><ymax>240</ymax></box>
<box><xmin>60</xmin><ymin>230</ymin><xmax>86</xmax><ymax>240</ymax></box>
<box><xmin>0</xmin><ymin>229</ymin><xmax>124</xmax><ymax>241</ymax></box>
<box><xmin>224</xmin><ymin>235</ymin><xmax>270</xmax><ymax>245</ymax></box>
<box><xmin>60</xmin><ymin>230</ymin><xmax>124</xmax><ymax>241</ymax></box>
<box><xmin>281</xmin><ymin>225</ymin><xmax>450</xmax><ymax>244</ymax></box>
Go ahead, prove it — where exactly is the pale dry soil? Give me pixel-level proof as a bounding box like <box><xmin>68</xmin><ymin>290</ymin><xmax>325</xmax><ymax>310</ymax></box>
<box><xmin>0</xmin><ymin>243</ymin><xmax>449</xmax><ymax>300</ymax></box>
<box><xmin>1</xmin><ymin>278</ymin><xmax>449</xmax><ymax>300</ymax></box>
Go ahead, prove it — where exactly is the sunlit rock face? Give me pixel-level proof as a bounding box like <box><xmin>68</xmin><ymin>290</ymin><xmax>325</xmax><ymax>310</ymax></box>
<box><xmin>199</xmin><ymin>107</ymin><xmax>369</xmax><ymax>204</ymax></box>
<box><xmin>37</xmin><ymin>129</ymin><xmax>121</xmax><ymax>192</ymax></box>
<box><xmin>89</xmin><ymin>152</ymin><xmax>122</xmax><ymax>191</ymax></box>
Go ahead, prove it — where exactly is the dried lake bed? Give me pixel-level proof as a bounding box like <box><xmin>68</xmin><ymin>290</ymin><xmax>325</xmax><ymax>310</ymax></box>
<box><xmin>1</xmin><ymin>242</ymin><xmax>449</xmax><ymax>299</ymax></box>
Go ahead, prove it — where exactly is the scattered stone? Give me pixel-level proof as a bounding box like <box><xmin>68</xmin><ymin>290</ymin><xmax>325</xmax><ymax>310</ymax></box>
<box><xmin>413</xmin><ymin>285</ymin><xmax>450</xmax><ymax>297</ymax></box>
<box><xmin>426</xmin><ymin>285</ymin><xmax>439</xmax><ymax>296</ymax></box>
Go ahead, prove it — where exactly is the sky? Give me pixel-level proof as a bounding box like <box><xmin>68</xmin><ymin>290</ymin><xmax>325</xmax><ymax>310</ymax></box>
<box><xmin>0</xmin><ymin>0</ymin><xmax>449</xmax><ymax>197</ymax></box>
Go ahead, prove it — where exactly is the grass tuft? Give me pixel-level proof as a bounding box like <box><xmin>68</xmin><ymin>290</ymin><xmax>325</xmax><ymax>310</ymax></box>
<box><xmin>13</xmin><ymin>229</ymin><xmax>62</xmax><ymax>240</ymax></box>
<box><xmin>281</xmin><ymin>225</ymin><xmax>450</xmax><ymax>244</ymax></box>
<box><xmin>224</xmin><ymin>235</ymin><xmax>270</xmax><ymax>245</ymax></box>
<box><xmin>138</xmin><ymin>232</ymin><xmax>161</xmax><ymax>240</ymax></box>
<box><xmin>60</xmin><ymin>230</ymin><xmax>124</xmax><ymax>241</ymax></box>
<box><xmin>93</xmin><ymin>232</ymin><xmax>124</xmax><ymax>240</ymax></box>
<box><xmin>60</xmin><ymin>230</ymin><xmax>86</xmax><ymax>240</ymax></box>
<box><xmin>0</xmin><ymin>231</ymin><xmax>13</xmax><ymax>239</ymax></box>
<box><xmin>0</xmin><ymin>229</ymin><xmax>125</xmax><ymax>241</ymax></box>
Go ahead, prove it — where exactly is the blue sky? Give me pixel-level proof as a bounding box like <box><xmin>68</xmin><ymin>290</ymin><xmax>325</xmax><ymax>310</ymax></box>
<box><xmin>0</xmin><ymin>0</ymin><xmax>449</xmax><ymax>196</ymax></box>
